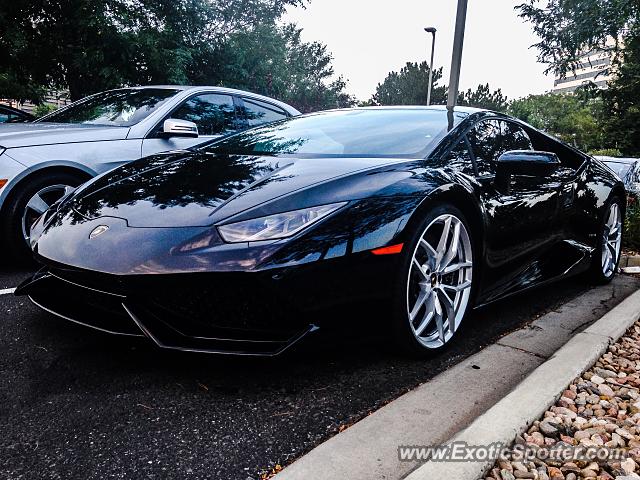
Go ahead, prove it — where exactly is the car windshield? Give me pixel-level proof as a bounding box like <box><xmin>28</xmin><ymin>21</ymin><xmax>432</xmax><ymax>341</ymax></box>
<box><xmin>605</xmin><ymin>161</ymin><xmax>634</xmax><ymax>180</ymax></box>
<box><xmin>202</xmin><ymin>109</ymin><xmax>467</xmax><ymax>158</ymax></box>
<box><xmin>37</xmin><ymin>88</ymin><xmax>180</xmax><ymax>127</ymax></box>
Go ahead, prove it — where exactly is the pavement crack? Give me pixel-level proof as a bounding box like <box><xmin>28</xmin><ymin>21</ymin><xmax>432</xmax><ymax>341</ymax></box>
<box><xmin>495</xmin><ymin>341</ymin><xmax>548</xmax><ymax>360</ymax></box>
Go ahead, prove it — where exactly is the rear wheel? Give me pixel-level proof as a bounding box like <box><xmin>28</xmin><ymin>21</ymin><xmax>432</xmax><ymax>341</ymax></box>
<box><xmin>3</xmin><ymin>172</ymin><xmax>87</xmax><ymax>263</ymax></box>
<box><xmin>589</xmin><ymin>197</ymin><xmax>623</xmax><ymax>284</ymax></box>
<box><xmin>392</xmin><ymin>204</ymin><xmax>475</xmax><ymax>356</ymax></box>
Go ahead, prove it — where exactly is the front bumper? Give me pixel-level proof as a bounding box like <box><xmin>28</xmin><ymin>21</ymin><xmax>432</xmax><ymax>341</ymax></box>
<box><xmin>16</xmin><ymin>250</ymin><xmax>397</xmax><ymax>355</ymax></box>
<box><xmin>17</xmin><ymin>267</ymin><xmax>316</xmax><ymax>355</ymax></box>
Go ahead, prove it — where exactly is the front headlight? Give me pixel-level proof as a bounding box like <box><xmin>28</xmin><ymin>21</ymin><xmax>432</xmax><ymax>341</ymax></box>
<box><xmin>217</xmin><ymin>202</ymin><xmax>347</xmax><ymax>243</ymax></box>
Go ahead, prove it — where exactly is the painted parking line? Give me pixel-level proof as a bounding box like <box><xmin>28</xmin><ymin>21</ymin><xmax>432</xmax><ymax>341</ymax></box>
<box><xmin>0</xmin><ymin>288</ymin><xmax>16</xmax><ymax>295</ymax></box>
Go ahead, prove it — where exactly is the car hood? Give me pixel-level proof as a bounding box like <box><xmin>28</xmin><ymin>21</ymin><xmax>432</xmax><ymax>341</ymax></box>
<box><xmin>67</xmin><ymin>151</ymin><xmax>407</xmax><ymax>228</ymax></box>
<box><xmin>0</xmin><ymin>122</ymin><xmax>130</xmax><ymax>148</ymax></box>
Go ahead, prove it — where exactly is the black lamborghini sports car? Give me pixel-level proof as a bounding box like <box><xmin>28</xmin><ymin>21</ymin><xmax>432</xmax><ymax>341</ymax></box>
<box><xmin>17</xmin><ymin>106</ymin><xmax>625</xmax><ymax>356</ymax></box>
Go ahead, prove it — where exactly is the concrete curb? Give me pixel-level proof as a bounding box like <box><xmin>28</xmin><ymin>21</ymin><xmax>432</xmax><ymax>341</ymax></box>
<box><xmin>621</xmin><ymin>254</ymin><xmax>640</xmax><ymax>268</ymax></box>
<box><xmin>404</xmin><ymin>288</ymin><xmax>640</xmax><ymax>480</ymax></box>
<box><xmin>275</xmin><ymin>277</ymin><xmax>640</xmax><ymax>480</ymax></box>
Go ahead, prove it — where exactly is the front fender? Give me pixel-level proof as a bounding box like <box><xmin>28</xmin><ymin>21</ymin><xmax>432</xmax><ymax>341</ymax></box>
<box><xmin>0</xmin><ymin>155</ymin><xmax>98</xmax><ymax>210</ymax></box>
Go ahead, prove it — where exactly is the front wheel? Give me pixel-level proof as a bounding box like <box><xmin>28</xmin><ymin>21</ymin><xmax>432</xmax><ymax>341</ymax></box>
<box><xmin>3</xmin><ymin>172</ymin><xmax>87</xmax><ymax>263</ymax></box>
<box><xmin>392</xmin><ymin>204</ymin><xmax>475</xmax><ymax>356</ymax></box>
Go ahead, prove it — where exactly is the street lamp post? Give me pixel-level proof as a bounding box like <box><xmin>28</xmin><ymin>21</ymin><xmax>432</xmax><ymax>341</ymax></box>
<box><xmin>447</xmin><ymin>0</ymin><xmax>469</xmax><ymax>108</ymax></box>
<box><xmin>424</xmin><ymin>27</ymin><xmax>437</xmax><ymax>106</ymax></box>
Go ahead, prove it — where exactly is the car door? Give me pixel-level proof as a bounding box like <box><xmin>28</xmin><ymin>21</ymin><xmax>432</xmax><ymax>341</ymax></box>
<box><xmin>141</xmin><ymin>93</ymin><xmax>240</xmax><ymax>157</ymax></box>
<box><xmin>466</xmin><ymin>119</ymin><xmax>563</xmax><ymax>301</ymax></box>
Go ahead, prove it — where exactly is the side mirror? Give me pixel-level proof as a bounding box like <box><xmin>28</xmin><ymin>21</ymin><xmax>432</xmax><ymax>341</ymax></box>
<box><xmin>162</xmin><ymin>119</ymin><xmax>198</xmax><ymax>138</ymax></box>
<box><xmin>495</xmin><ymin>150</ymin><xmax>560</xmax><ymax>192</ymax></box>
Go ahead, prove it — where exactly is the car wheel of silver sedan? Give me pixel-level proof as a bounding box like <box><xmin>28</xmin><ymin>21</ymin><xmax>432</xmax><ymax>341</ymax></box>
<box><xmin>22</xmin><ymin>184</ymin><xmax>76</xmax><ymax>243</ymax></box>
<box><xmin>3</xmin><ymin>171</ymin><xmax>87</xmax><ymax>264</ymax></box>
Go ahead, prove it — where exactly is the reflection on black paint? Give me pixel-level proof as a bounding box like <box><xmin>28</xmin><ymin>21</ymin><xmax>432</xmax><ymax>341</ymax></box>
<box><xmin>72</xmin><ymin>153</ymin><xmax>278</xmax><ymax>220</ymax></box>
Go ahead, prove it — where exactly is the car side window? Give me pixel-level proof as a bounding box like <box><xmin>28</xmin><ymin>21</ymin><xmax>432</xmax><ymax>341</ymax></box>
<box><xmin>0</xmin><ymin>113</ymin><xmax>8</xmax><ymax>123</ymax></box>
<box><xmin>467</xmin><ymin>120</ymin><xmax>533</xmax><ymax>177</ymax></box>
<box><xmin>171</xmin><ymin>93</ymin><xmax>237</xmax><ymax>136</ymax></box>
<box><xmin>526</xmin><ymin>128</ymin><xmax>586</xmax><ymax>174</ymax></box>
<box><xmin>500</xmin><ymin>121</ymin><xmax>533</xmax><ymax>152</ymax></box>
<box><xmin>447</xmin><ymin>138</ymin><xmax>477</xmax><ymax>176</ymax></box>
<box><xmin>467</xmin><ymin>120</ymin><xmax>502</xmax><ymax>177</ymax></box>
<box><xmin>240</xmin><ymin>98</ymin><xmax>288</xmax><ymax>127</ymax></box>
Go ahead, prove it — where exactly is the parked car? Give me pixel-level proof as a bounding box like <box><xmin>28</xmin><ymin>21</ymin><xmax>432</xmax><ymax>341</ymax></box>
<box><xmin>597</xmin><ymin>156</ymin><xmax>640</xmax><ymax>203</ymax></box>
<box><xmin>18</xmin><ymin>106</ymin><xmax>625</xmax><ymax>356</ymax></box>
<box><xmin>0</xmin><ymin>104</ymin><xmax>34</xmax><ymax>123</ymax></box>
<box><xmin>0</xmin><ymin>86</ymin><xmax>300</xmax><ymax>259</ymax></box>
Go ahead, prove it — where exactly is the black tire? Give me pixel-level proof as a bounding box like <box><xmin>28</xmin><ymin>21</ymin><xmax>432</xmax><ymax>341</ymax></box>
<box><xmin>588</xmin><ymin>196</ymin><xmax>624</xmax><ymax>285</ymax></box>
<box><xmin>2</xmin><ymin>171</ymin><xmax>88</xmax><ymax>264</ymax></box>
<box><xmin>391</xmin><ymin>203</ymin><xmax>476</xmax><ymax>357</ymax></box>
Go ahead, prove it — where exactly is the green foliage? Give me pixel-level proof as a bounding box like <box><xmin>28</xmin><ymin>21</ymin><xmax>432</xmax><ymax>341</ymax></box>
<box><xmin>625</xmin><ymin>201</ymin><xmax>640</xmax><ymax>251</ymax></box>
<box><xmin>370</xmin><ymin>63</ymin><xmax>506</xmax><ymax>112</ymax></box>
<box><xmin>211</xmin><ymin>24</ymin><xmax>355</xmax><ymax>113</ymax></box>
<box><xmin>517</xmin><ymin>0</ymin><xmax>640</xmax><ymax>157</ymax></box>
<box><xmin>601</xmin><ymin>34</ymin><xmax>640</xmax><ymax>156</ymax></box>
<box><xmin>0</xmin><ymin>0</ymin><xmax>350</xmax><ymax>112</ymax></box>
<box><xmin>516</xmin><ymin>0</ymin><xmax>636</xmax><ymax>77</ymax></box>
<box><xmin>371</xmin><ymin>62</ymin><xmax>446</xmax><ymax>106</ymax></box>
<box><xmin>457</xmin><ymin>83</ymin><xmax>508</xmax><ymax>111</ymax></box>
<box><xmin>507</xmin><ymin>91</ymin><xmax>606</xmax><ymax>152</ymax></box>
<box><xmin>31</xmin><ymin>104</ymin><xmax>57</xmax><ymax>118</ymax></box>
<box><xmin>588</xmin><ymin>148</ymin><xmax>624</xmax><ymax>157</ymax></box>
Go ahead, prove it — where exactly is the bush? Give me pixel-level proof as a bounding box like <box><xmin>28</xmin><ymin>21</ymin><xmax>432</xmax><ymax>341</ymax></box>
<box><xmin>589</xmin><ymin>148</ymin><xmax>624</xmax><ymax>157</ymax></box>
<box><xmin>32</xmin><ymin>103</ymin><xmax>56</xmax><ymax>118</ymax></box>
<box><xmin>625</xmin><ymin>200</ymin><xmax>640</xmax><ymax>251</ymax></box>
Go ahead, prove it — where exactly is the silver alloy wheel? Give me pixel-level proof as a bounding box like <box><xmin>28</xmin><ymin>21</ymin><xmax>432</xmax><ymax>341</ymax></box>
<box><xmin>601</xmin><ymin>202</ymin><xmax>623</xmax><ymax>277</ymax></box>
<box><xmin>21</xmin><ymin>184</ymin><xmax>75</xmax><ymax>243</ymax></box>
<box><xmin>406</xmin><ymin>214</ymin><xmax>473</xmax><ymax>349</ymax></box>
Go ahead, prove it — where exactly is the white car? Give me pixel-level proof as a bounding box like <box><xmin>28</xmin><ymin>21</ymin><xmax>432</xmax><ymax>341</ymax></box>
<box><xmin>0</xmin><ymin>86</ymin><xmax>300</xmax><ymax>259</ymax></box>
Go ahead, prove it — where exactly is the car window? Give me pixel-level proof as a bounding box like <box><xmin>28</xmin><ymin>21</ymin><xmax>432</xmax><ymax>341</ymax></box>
<box><xmin>171</xmin><ymin>93</ymin><xmax>237</xmax><ymax>136</ymax></box>
<box><xmin>500</xmin><ymin>121</ymin><xmax>533</xmax><ymax>152</ymax></box>
<box><xmin>39</xmin><ymin>88</ymin><xmax>180</xmax><ymax>126</ymax></box>
<box><xmin>447</xmin><ymin>139</ymin><xmax>476</xmax><ymax>176</ymax></box>
<box><xmin>240</xmin><ymin>98</ymin><xmax>288</xmax><ymax>127</ymax></box>
<box><xmin>525</xmin><ymin>127</ymin><xmax>586</xmax><ymax>173</ymax></box>
<box><xmin>0</xmin><ymin>113</ymin><xmax>8</xmax><ymax>123</ymax></box>
<box><xmin>204</xmin><ymin>109</ymin><xmax>468</xmax><ymax>158</ymax></box>
<box><xmin>467</xmin><ymin>120</ymin><xmax>502</xmax><ymax>176</ymax></box>
<box><xmin>467</xmin><ymin>120</ymin><xmax>533</xmax><ymax>177</ymax></box>
<box><xmin>604</xmin><ymin>162</ymin><xmax>632</xmax><ymax>179</ymax></box>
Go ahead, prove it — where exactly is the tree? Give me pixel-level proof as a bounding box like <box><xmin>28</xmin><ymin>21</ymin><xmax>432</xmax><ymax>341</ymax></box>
<box><xmin>371</xmin><ymin>62</ymin><xmax>447</xmax><ymax>106</ymax></box>
<box><xmin>516</xmin><ymin>0</ymin><xmax>636</xmax><ymax>77</ymax></box>
<box><xmin>601</xmin><ymin>34</ymin><xmax>640</xmax><ymax>155</ymax></box>
<box><xmin>457</xmin><ymin>83</ymin><xmax>508</xmax><ymax>111</ymax></box>
<box><xmin>516</xmin><ymin>0</ymin><xmax>640</xmax><ymax>156</ymax></box>
<box><xmin>507</xmin><ymin>90</ymin><xmax>606</xmax><ymax>152</ymax></box>
<box><xmin>211</xmin><ymin>24</ymin><xmax>355</xmax><ymax>112</ymax></box>
<box><xmin>0</xmin><ymin>0</ymin><xmax>351</xmax><ymax>112</ymax></box>
<box><xmin>370</xmin><ymin>63</ymin><xmax>507</xmax><ymax>112</ymax></box>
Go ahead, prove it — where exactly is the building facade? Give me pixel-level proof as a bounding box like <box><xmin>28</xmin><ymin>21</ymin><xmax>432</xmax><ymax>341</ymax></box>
<box><xmin>0</xmin><ymin>90</ymin><xmax>70</xmax><ymax>114</ymax></box>
<box><xmin>553</xmin><ymin>39</ymin><xmax>617</xmax><ymax>93</ymax></box>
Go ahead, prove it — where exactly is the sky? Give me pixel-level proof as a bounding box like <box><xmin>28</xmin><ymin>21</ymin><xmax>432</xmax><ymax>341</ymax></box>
<box><xmin>284</xmin><ymin>0</ymin><xmax>555</xmax><ymax>102</ymax></box>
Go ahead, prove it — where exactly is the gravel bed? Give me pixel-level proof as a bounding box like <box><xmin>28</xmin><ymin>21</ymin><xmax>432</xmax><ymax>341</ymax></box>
<box><xmin>485</xmin><ymin>322</ymin><xmax>640</xmax><ymax>480</ymax></box>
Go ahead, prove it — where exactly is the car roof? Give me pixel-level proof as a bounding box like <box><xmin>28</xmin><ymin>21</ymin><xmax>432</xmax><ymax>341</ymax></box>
<box><xmin>596</xmin><ymin>156</ymin><xmax>640</xmax><ymax>165</ymax></box>
<box><xmin>112</xmin><ymin>85</ymin><xmax>301</xmax><ymax>115</ymax></box>
<box><xmin>342</xmin><ymin>105</ymin><xmax>485</xmax><ymax>114</ymax></box>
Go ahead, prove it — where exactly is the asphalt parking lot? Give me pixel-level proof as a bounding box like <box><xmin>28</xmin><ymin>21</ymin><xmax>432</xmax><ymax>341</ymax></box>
<box><xmin>1</xmin><ymin>266</ymin><xmax>638</xmax><ymax>480</ymax></box>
